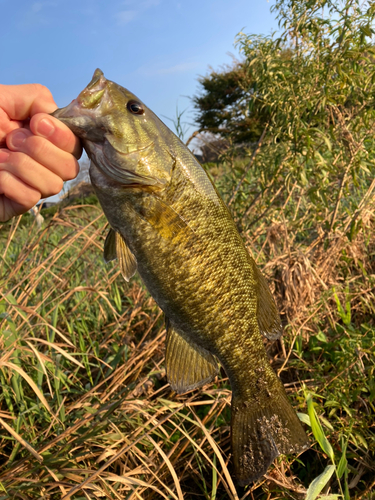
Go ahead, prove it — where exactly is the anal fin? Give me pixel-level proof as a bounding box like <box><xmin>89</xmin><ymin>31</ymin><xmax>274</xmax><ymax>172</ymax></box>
<box><xmin>104</xmin><ymin>228</ymin><xmax>137</xmax><ymax>282</ymax></box>
<box><xmin>165</xmin><ymin>320</ymin><xmax>218</xmax><ymax>394</ymax></box>
<box><xmin>103</xmin><ymin>227</ymin><xmax>117</xmax><ymax>262</ymax></box>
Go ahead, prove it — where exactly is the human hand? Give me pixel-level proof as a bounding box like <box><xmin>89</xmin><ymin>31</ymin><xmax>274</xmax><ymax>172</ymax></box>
<box><xmin>0</xmin><ymin>83</ymin><xmax>82</xmax><ymax>222</ymax></box>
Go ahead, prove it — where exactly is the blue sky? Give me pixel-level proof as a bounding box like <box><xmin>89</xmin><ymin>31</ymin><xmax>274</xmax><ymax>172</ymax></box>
<box><xmin>1</xmin><ymin>0</ymin><xmax>277</xmax><ymax>198</ymax></box>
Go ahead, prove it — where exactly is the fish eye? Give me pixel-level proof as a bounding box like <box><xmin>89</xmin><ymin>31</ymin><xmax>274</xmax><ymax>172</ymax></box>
<box><xmin>127</xmin><ymin>100</ymin><xmax>144</xmax><ymax>115</ymax></box>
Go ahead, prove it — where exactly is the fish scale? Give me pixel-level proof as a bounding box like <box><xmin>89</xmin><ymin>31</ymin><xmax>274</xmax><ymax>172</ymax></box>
<box><xmin>52</xmin><ymin>68</ymin><xmax>309</xmax><ymax>485</ymax></box>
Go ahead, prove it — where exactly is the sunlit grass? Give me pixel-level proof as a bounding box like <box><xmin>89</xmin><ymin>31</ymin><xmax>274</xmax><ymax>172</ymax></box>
<box><xmin>0</xmin><ymin>161</ymin><xmax>374</xmax><ymax>499</ymax></box>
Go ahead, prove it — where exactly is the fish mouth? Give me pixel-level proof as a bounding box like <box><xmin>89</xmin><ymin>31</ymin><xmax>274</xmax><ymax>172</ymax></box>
<box><xmin>52</xmin><ymin>68</ymin><xmax>163</xmax><ymax>188</ymax></box>
<box><xmin>51</xmin><ymin>68</ymin><xmax>108</xmax><ymax>123</ymax></box>
<box><xmin>86</xmin><ymin>68</ymin><xmax>106</xmax><ymax>91</ymax></box>
<box><xmin>51</xmin><ymin>104</ymin><xmax>79</xmax><ymax>121</ymax></box>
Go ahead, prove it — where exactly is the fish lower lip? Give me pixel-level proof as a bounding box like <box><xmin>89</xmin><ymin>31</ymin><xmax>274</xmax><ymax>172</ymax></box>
<box><xmin>51</xmin><ymin>100</ymin><xmax>80</xmax><ymax>120</ymax></box>
<box><xmin>51</xmin><ymin>108</ymin><xmax>65</xmax><ymax>119</ymax></box>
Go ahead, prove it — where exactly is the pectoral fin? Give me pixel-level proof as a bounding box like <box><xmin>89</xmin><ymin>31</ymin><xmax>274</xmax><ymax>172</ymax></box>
<box><xmin>165</xmin><ymin>320</ymin><xmax>218</xmax><ymax>393</ymax></box>
<box><xmin>138</xmin><ymin>195</ymin><xmax>195</xmax><ymax>241</ymax></box>
<box><xmin>253</xmin><ymin>264</ymin><xmax>283</xmax><ymax>340</ymax></box>
<box><xmin>104</xmin><ymin>228</ymin><xmax>137</xmax><ymax>282</ymax></box>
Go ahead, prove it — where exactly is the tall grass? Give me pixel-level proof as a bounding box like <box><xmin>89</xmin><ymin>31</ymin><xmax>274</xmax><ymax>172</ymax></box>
<box><xmin>2</xmin><ymin>0</ymin><xmax>374</xmax><ymax>496</ymax></box>
<box><xmin>0</xmin><ymin>204</ymin><xmax>237</xmax><ymax>499</ymax></box>
<box><xmin>0</xmin><ymin>164</ymin><xmax>374</xmax><ymax>499</ymax></box>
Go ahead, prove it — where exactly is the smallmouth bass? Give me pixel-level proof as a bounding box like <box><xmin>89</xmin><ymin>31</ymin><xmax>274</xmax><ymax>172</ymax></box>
<box><xmin>52</xmin><ymin>69</ymin><xmax>309</xmax><ymax>485</ymax></box>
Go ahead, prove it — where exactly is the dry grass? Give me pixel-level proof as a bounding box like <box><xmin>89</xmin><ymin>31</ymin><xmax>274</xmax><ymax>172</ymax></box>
<box><xmin>0</xmin><ymin>185</ymin><xmax>374</xmax><ymax>499</ymax></box>
<box><xmin>0</xmin><ymin>205</ymin><xmax>239</xmax><ymax>499</ymax></box>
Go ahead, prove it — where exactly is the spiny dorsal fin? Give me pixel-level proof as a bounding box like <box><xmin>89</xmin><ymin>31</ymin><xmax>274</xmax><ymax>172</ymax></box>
<box><xmin>253</xmin><ymin>264</ymin><xmax>283</xmax><ymax>340</ymax></box>
<box><xmin>104</xmin><ymin>228</ymin><xmax>137</xmax><ymax>282</ymax></box>
<box><xmin>165</xmin><ymin>319</ymin><xmax>218</xmax><ymax>394</ymax></box>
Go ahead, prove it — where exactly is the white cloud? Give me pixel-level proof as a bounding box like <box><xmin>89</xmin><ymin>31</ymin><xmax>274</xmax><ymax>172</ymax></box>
<box><xmin>156</xmin><ymin>62</ymin><xmax>198</xmax><ymax>74</ymax></box>
<box><xmin>120</xmin><ymin>0</ymin><xmax>160</xmax><ymax>6</ymax></box>
<box><xmin>136</xmin><ymin>61</ymin><xmax>199</xmax><ymax>77</ymax></box>
<box><xmin>19</xmin><ymin>1</ymin><xmax>58</xmax><ymax>27</ymax></box>
<box><xmin>142</xmin><ymin>0</ymin><xmax>160</xmax><ymax>8</ymax></box>
<box><xmin>116</xmin><ymin>9</ymin><xmax>137</xmax><ymax>25</ymax></box>
<box><xmin>32</xmin><ymin>2</ymin><xmax>43</xmax><ymax>12</ymax></box>
<box><xmin>31</xmin><ymin>0</ymin><xmax>58</xmax><ymax>10</ymax></box>
<box><xmin>115</xmin><ymin>0</ymin><xmax>160</xmax><ymax>25</ymax></box>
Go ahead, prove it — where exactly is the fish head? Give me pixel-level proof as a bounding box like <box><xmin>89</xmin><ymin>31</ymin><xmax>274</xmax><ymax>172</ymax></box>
<box><xmin>52</xmin><ymin>68</ymin><xmax>175</xmax><ymax>187</ymax></box>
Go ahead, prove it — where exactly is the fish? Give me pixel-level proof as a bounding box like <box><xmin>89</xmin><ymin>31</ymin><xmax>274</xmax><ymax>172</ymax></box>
<box><xmin>52</xmin><ymin>69</ymin><xmax>309</xmax><ymax>485</ymax></box>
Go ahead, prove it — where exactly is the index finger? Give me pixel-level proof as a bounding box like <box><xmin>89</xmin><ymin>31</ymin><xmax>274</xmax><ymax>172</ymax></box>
<box><xmin>0</xmin><ymin>83</ymin><xmax>56</xmax><ymax>121</ymax></box>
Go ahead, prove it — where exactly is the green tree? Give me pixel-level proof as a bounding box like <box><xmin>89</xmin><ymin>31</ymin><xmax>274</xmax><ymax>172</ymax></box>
<box><xmin>225</xmin><ymin>7</ymin><xmax>375</xmax><ymax>493</ymax></box>
<box><xmin>192</xmin><ymin>61</ymin><xmax>268</xmax><ymax>145</ymax></box>
<box><xmin>230</xmin><ymin>0</ymin><xmax>375</xmax><ymax>241</ymax></box>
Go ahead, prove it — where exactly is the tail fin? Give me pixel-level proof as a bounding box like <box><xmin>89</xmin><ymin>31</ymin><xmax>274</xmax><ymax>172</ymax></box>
<box><xmin>231</xmin><ymin>387</ymin><xmax>309</xmax><ymax>485</ymax></box>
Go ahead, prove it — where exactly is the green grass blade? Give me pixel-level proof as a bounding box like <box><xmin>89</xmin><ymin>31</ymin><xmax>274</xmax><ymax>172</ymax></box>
<box><xmin>211</xmin><ymin>454</ymin><xmax>217</xmax><ymax>500</ymax></box>
<box><xmin>336</xmin><ymin>440</ymin><xmax>348</xmax><ymax>480</ymax></box>
<box><xmin>319</xmin><ymin>496</ymin><xmax>341</xmax><ymax>500</ymax></box>
<box><xmin>306</xmin><ymin>394</ymin><xmax>335</xmax><ymax>463</ymax></box>
<box><xmin>305</xmin><ymin>465</ymin><xmax>336</xmax><ymax>500</ymax></box>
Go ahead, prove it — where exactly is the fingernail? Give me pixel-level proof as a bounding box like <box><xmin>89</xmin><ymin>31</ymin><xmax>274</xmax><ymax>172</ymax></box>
<box><xmin>10</xmin><ymin>130</ymin><xmax>27</xmax><ymax>148</ymax></box>
<box><xmin>0</xmin><ymin>150</ymin><xmax>9</xmax><ymax>163</ymax></box>
<box><xmin>37</xmin><ymin>118</ymin><xmax>55</xmax><ymax>138</ymax></box>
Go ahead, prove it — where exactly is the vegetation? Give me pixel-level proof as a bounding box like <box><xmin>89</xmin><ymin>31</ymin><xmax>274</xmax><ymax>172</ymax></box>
<box><xmin>0</xmin><ymin>0</ymin><xmax>375</xmax><ymax>498</ymax></box>
<box><xmin>192</xmin><ymin>60</ymin><xmax>268</xmax><ymax>145</ymax></box>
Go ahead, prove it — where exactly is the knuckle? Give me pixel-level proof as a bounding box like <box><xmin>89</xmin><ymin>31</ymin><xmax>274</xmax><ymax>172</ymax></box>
<box><xmin>73</xmin><ymin>141</ymin><xmax>83</xmax><ymax>160</ymax></box>
<box><xmin>9</xmin><ymin>151</ymin><xmax>28</xmax><ymax>172</ymax></box>
<box><xmin>56</xmin><ymin>123</ymin><xmax>80</xmax><ymax>153</ymax></box>
<box><xmin>61</xmin><ymin>159</ymin><xmax>80</xmax><ymax>181</ymax></box>
<box><xmin>0</xmin><ymin>169</ymin><xmax>10</xmax><ymax>186</ymax></box>
<box><xmin>30</xmin><ymin>83</ymin><xmax>53</xmax><ymax>100</ymax></box>
<box><xmin>50</xmin><ymin>177</ymin><xmax>64</xmax><ymax>195</ymax></box>
<box><xmin>25</xmin><ymin>135</ymin><xmax>48</xmax><ymax>158</ymax></box>
<box><xmin>0</xmin><ymin>169</ymin><xmax>14</xmax><ymax>189</ymax></box>
<box><xmin>0</xmin><ymin>170</ymin><xmax>40</xmax><ymax>209</ymax></box>
<box><xmin>43</xmin><ymin>175</ymin><xmax>64</xmax><ymax>198</ymax></box>
<box><xmin>28</xmin><ymin>191</ymin><xmax>41</xmax><ymax>208</ymax></box>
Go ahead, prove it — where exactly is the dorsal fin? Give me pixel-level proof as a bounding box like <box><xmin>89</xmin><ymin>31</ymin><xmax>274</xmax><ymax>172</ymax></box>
<box><xmin>165</xmin><ymin>319</ymin><xmax>218</xmax><ymax>394</ymax></box>
<box><xmin>104</xmin><ymin>228</ymin><xmax>137</xmax><ymax>282</ymax></box>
